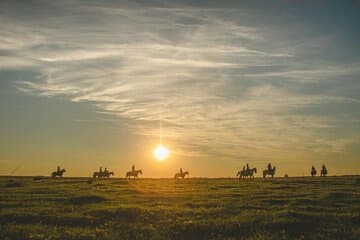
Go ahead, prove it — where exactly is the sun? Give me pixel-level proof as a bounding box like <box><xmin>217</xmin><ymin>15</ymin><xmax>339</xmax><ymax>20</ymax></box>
<box><xmin>153</xmin><ymin>145</ymin><xmax>169</xmax><ymax>161</ymax></box>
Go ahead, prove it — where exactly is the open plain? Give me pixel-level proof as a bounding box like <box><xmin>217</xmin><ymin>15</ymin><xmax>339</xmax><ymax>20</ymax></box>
<box><xmin>0</xmin><ymin>176</ymin><xmax>359</xmax><ymax>239</ymax></box>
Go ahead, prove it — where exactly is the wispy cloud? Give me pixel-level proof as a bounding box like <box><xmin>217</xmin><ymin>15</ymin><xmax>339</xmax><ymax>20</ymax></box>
<box><xmin>1</xmin><ymin>0</ymin><xmax>359</xmax><ymax>164</ymax></box>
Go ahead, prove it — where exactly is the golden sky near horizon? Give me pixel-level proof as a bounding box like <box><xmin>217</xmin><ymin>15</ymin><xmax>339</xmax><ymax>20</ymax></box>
<box><xmin>0</xmin><ymin>0</ymin><xmax>359</xmax><ymax>177</ymax></box>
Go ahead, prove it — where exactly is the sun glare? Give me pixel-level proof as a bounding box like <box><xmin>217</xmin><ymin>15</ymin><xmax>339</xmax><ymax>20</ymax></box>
<box><xmin>154</xmin><ymin>145</ymin><xmax>169</xmax><ymax>161</ymax></box>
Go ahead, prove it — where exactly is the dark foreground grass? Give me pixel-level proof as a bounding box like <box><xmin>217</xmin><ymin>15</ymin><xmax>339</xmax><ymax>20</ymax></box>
<box><xmin>0</xmin><ymin>176</ymin><xmax>359</xmax><ymax>240</ymax></box>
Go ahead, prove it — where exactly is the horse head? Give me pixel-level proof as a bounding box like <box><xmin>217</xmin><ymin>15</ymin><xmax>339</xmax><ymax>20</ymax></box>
<box><xmin>138</xmin><ymin>170</ymin><xmax>142</xmax><ymax>175</ymax></box>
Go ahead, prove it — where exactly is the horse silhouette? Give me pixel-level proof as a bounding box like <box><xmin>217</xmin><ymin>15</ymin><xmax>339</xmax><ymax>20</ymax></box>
<box><xmin>126</xmin><ymin>169</ymin><xmax>142</xmax><ymax>179</ymax></box>
<box><xmin>174</xmin><ymin>171</ymin><xmax>189</xmax><ymax>179</ymax></box>
<box><xmin>237</xmin><ymin>168</ymin><xmax>257</xmax><ymax>180</ymax></box>
<box><xmin>236</xmin><ymin>169</ymin><xmax>245</xmax><ymax>180</ymax></box>
<box><xmin>263</xmin><ymin>166</ymin><xmax>276</xmax><ymax>179</ymax></box>
<box><xmin>321</xmin><ymin>166</ymin><xmax>327</xmax><ymax>177</ymax></box>
<box><xmin>51</xmin><ymin>168</ymin><xmax>66</xmax><ymax>178</ymax></box>
<box><xmin>311</xmin><ymin>167</ymin><xmax>317</xmax><ymax>177</ymax></box>
<box><xmin>248</xmin><ymin>168</ymin><xmax>257</xmax><ymax>179</ymax></box>
<box><xmin>93</xmin><ymin>171</ymin><xmax>114</xmax><ymax>179</ymax></box>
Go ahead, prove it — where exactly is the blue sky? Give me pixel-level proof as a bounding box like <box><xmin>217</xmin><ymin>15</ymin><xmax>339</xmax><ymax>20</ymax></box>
<box><xmin>0</xmin><ymin>0</ymin><xmax>359</xmax><ymax>177</ymax></box>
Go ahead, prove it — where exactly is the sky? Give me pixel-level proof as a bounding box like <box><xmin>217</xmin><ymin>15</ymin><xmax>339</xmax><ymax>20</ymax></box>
<box><xmin>0</xmin><ymin>0</ymin><xmax>359</xmax><ymax>177</ymax></box>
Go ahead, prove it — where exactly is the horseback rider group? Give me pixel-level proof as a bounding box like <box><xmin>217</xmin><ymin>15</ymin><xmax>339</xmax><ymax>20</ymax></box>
<box><xmin>311</xmin><ymin>164</ymin><xmax>327</xmax><ymax>177</ymax></box>
<box><xmin>99</xmin><ymin>166</ymin><xmax>109</xmax><ymax>175</ymax></box>
<box><xmin>238</xmin><ymin>163</ymin><xmax>257</xmax><ymax>180</ymax></box>
<box><xmin>237</xmin><ymin>163</ymin><xmax>274</xmax><ymax>180</ymax></box>
<box><xmin>93</xmin><ymin>166</ymin><xmax>114</xmax><ymax>179</ymax></box>
<box><xmin>241</xmin><ymin>163</ymin><xmax>252</xmax><ymax>173</ymax></box>
<box><xmin>51</xmin><ymin>163</ymin><xmax>329</xmax><ymax>179</ymax></box>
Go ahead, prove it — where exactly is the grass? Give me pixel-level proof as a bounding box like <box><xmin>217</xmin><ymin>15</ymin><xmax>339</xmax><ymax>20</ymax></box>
<box><xmin>0</xmin><ymin>176</ymin><xmax>359</xmax><ymax>240</ymax></box>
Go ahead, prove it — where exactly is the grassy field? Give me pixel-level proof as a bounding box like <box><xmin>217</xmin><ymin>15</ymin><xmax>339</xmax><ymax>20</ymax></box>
<box><xmin>1</xmin><ymin>176</ymin><xmax>359</xmax><ymax>240</ymax></box>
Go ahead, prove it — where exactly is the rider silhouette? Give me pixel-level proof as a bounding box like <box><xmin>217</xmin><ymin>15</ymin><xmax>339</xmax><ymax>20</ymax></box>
<box><xmin>99</xmin><ymin>166</ymin><xmax>103</xmax><ymax>173</ymax></box>
<box><xmin>180</xmin><ymin>168</ymin><xmax>183</xmax><ymax>174</ymax></box>
<box><xmin>246</xmin><ymin>163</ymin><xmax>249</xmax><ymax>171</ymax></box>
<box><xmin>104</xmin><ymin>167</ymin><xmax>108</xmax><ymax>173</ymax></box>
<box><xmin>132</xmin><ymin>165</ymin><xmax>135</xmax><ymax>172</ymax></box>
<box><xmin>322</xmin><ymin>164</ymin><xmax>327</xmax><ymax>172</ymax></box>
<box><xmin>57</xmin><ymin>166</ymin><xmax>60</xmax><ymax>173</ymax></box>
<box><xmin>267</xmin><ymin>163</ymin><xmax>272</xmax><ymax>171</ymax></box>
<box><xmin>312</xmin><ymin>165</ymin><xmax>316</xmax><ymax>171</ymax></box>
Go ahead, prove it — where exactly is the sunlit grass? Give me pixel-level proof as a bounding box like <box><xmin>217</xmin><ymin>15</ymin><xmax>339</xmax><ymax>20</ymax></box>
<box><xmin>0</xmin><ymin>176</ymin><xmax>359</xmax><ymax>239</ymax></box>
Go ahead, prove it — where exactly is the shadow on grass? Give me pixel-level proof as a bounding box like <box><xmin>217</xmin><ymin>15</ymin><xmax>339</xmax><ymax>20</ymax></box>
<box><xmin>0</xmin><ymin>214</ymin><xmax>99</xmax><ymax>227</ymax></box>
<box><xmin>4</xmin><ymin>180</ymin><xmax>23</xmax><ymax>188</ymax></box>
<box><xmin>90</xmin><ymin>207</ymin><xmax>151</xmax><ymax>222</ymax></box>
<box><xmin>67</xmin><ymin>195</ymin><xmax>107</xmax><ymax>205</ymax></box>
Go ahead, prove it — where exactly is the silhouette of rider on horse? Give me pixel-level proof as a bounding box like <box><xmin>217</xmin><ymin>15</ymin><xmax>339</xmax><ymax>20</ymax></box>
<box><xmin>321</xmin><ymin>164</ymin><xmax>327</xmax><ymax>177</ymax></box>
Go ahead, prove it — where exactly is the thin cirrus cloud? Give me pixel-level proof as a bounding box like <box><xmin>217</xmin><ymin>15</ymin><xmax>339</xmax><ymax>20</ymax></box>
<box><xmin>1</xmin><ymin>0</ymin><xmax>359</xmax><ymax>164</ymax></box>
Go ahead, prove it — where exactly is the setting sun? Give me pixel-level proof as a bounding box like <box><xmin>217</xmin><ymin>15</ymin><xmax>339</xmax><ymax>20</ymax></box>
<box><xmin>153</xmin><ymin>145</ymin><xmax>169</xmax><ymax>161</ymax></box>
